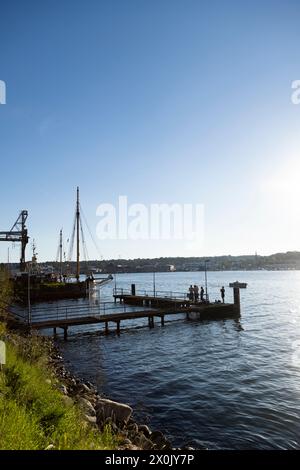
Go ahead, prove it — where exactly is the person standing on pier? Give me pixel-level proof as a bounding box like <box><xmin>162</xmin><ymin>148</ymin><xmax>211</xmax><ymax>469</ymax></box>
<box><xmin>188</xmin><ymin>285</ymin><xmax>194</xmax><ymax>301</ymax></box>
<box><xmin>220</xmin><ymin>286</ymin><xmax>225</xmax><ymax>303</ymax></box>
<box><xmin>194</xmin><ymin>285</ymin><xmax>199</xmax><ymax>302</ymax></box>
<box><xmin>200</xmin><ymin>286</ymin><xmax>204</xmax><ymax>302</ymax></box>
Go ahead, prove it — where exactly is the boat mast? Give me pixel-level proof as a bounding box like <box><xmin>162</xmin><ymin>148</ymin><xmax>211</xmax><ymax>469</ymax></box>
<box><xmin>76</xmin><ymin>187</ymin><xmax>80</xmax><ymax>282</ymax></box>
<box><xmin>59</xmin><ymin>229</ymin><xmax>63</xmax><ymax>281</ymax></box>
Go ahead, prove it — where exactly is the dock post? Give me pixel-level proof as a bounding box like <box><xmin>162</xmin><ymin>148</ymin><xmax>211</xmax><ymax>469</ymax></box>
<box><xmin>63</xmin><ymin>326</ymin><xmax>68</xmax><ymax>341</ymax></box>
<box><xmin>53</xmin><ymin>327</ymin><xmax>57</xmax><ymax>337</ymax></box>
<box><xmin>116</xmin><ymin>320</ymin><xmax>120</xmax><ymax>335</ymax></box>
<box><xmin>131</xmin><ymin>284</ymin><xmax>136</xmax><ymax>296</ymax></box>
<box><xmin>229</xmin><ymin>281</ymin><xmax>247</xmax><ymax>315</ymax></box>
<box><xmin>186</xmin><ymin>312</ymin><xmax>190</xmax><ymax>320</ymax></box>
<box><xmin>105</xmin><ymin>321</ymin><xmax>109</xmax><ymax>334</ymax></box>
<box><xmin>161</xmin><ymin>315</ymin><xmax>165</xmax><ymax>326</ymax></box>
<box><xmin>233</xmin><ymin>287</ymin><xmax>240</xmax><ymax>313</ymax></box>
<box><xmin>148</xmin><ymin>316</ymin><xmax>154</xmax><ymax>328</ymax></box>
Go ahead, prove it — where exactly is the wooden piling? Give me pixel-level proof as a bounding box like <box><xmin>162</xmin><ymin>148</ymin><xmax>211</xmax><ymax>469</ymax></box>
<box><xmin>105</xmin><ymin>321</ymin><xmax>109</xmax><ymax>334</ymax></box>
<box><xmin>116</xmin><ymin>320</ymin><xmax>120</xmax><ymax>334</ymax></box>
<box><xmin>161</xmin><ymin>315</ymin><xmax>165</xmax><ymax>326</ymax></box>
<box><xmin>229</xmin><ymin>281</ymin><xmax>247</xmax><ymax>316</ymax></box>
<box><xmin>63</xmin><ymin>326</ymin><xmax>68</xmax><ymax>341</ymax></box>
<box><xmin>233</xmin><ymin>287</ymin><xmax>240</xmax><ymax>313</ymax></box>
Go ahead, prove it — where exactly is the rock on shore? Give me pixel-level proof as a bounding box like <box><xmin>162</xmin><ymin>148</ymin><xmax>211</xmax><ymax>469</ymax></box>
<box><xmin>48</xmin><ymin>343</ymin><xmax>177</xmax><ymax>450</ymax></box>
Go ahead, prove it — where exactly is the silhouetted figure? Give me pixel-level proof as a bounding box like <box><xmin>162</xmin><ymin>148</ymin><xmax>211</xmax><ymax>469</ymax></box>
<box><xmin>220</xmin><ymin>286</ymin><xmax>225</xmax><ymax>303</ymax></box>
<box><xmin>188</xmin><ymin>285</ymin><xmax>194</xmax><ymax>301</ymax></box>
<box><xmin>194</xmin><ymin>285</ymin><xmax>199</xmax><ymax>302</ymax></box>
<box><xmin>200</xmin><ymin>286</ymin><xmax>204</xmax><ymax>302</ymax></box>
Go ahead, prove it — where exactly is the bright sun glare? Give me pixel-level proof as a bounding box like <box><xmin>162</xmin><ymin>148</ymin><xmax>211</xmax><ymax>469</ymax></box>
<box><xmin>263</xmin><ymin>159</ymin><xmax>300</xmax><ymax>199</ymax></box>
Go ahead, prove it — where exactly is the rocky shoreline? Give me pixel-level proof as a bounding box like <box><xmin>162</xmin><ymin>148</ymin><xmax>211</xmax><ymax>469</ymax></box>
<box><xmin>47</xmin><ymin>339</ymin><xmax>189</xmax><ymax>451</ymax></box>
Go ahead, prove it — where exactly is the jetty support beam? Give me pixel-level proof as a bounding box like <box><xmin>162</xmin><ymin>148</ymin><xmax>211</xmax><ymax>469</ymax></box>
<box><xmin>229</xmin><ymin>281</ymin><xmax>247</xmax><ymax>315</ymax></box>
<box><xmin>63</xmin><ymin>326</ymin><xmax>68</xmax><ymax>341</ymax></box>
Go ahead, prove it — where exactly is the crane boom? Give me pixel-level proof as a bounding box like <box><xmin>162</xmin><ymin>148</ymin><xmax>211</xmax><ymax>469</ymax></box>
<box><xmin>0</xmin><ymin>210</ymin><xmax>29</xmax><ymax>271</ymax></box>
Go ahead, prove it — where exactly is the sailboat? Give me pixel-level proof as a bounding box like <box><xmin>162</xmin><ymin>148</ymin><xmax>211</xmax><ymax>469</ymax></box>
<box><xmin>61</xmin><ymin>187</ymin><xmax>113</xmax><ymax>288</ymax></box>
<box><xmin>15</xmin><ymin>187</ymin><xmax>111</xmax><ymax>303</ymax></box>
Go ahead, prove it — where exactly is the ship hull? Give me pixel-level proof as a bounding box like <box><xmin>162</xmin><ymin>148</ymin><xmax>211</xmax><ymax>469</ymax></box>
<box><xmin>13</xmin><ymin>278</ymin><xmax>87</xmax><ymax>304</ymax></box>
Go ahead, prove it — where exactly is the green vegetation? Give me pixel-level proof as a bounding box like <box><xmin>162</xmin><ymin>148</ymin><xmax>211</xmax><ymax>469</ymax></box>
<box><xmin>0</xmin><ymin>268</ymin><xmax>116</xmax><ymax>450</ymax></box>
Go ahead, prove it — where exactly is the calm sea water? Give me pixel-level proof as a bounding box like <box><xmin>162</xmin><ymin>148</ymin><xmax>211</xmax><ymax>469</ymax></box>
<box><xmin>39</xmin><ymin>271</ymin><xmax>300</xmax><ymax>449</ymax></box>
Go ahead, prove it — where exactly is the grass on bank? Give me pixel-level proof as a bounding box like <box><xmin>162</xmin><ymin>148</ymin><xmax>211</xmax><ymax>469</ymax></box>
<box><xmin>0</xmin><ymin>322</ymin><xmax>116</xmax><ymax>450</ymax></box>
<box><xmin>0</xmin><ymin>266</ymin><xmax>117</xmax><ymax>450</ymax></box>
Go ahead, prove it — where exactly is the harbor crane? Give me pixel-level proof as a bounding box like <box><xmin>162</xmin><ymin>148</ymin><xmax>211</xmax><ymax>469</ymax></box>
<box><xmin>0</xmin><ymin>210</ymin><xmax>29</xmax><ymax>271</ymax></box>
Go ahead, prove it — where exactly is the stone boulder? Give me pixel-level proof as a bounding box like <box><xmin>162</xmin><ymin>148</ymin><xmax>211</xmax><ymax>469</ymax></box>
<box><xmin>96</xmin><ymin>398</ymin><xmax>133</xmax><ymax>425</ymax></box>
<box><xmin>134</xmin><ymin>433</ymin><xmax>154</xmax><ymax>450</ymax></box>
<box><xmin>150</xmin><ymin>430</ymin><xmax>172</xmax><ymax>449</ymax></box>
<box><xmin>138</xmin><ymin>424</ymin><xmax>151</xmax><ymax>438</ymax></box>
<box><xmin>78</xmin><ymin>397</ymin><xmax>96</xmax><ymax>417</ymax></box>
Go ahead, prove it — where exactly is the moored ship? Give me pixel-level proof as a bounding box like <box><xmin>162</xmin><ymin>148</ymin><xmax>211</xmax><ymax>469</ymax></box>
<box><xmin>10</xmin><ymin>187</ymin><xmax>112</xmax><ymax>304</ymax></box>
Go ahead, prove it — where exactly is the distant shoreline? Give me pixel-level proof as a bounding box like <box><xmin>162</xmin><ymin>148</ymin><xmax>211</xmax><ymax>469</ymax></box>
<box><xmin>3</xmin><ymin>267</ymin><xmax>300</xmax><ymax>274</ymax></box>
<box><xmin>3</xmin><ymin>251</ymin><xmax>300</xmax><ymax>272</ymax></box>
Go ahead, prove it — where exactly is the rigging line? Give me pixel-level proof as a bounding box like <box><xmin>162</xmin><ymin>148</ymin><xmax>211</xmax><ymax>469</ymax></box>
<box><xmin>68</xmin><ymin>211</ymin><xmax>77</xmax><ymax>261</ymax></box>
<box><xmin>79</xmin><ymin>215</ymin><xmax>89</xmax><ymax>262</ymax></box>
<box><xmin>62</xmin><ymin>237</ymin><xmax>67</xmax><ymax>262</ymax></box>
<box><xmin>80</xmin><ymin>204</ymin><xmax>103</xmax><ymax>260</ymax></box>
<box><xmin>80</xmin><ymin>216</ymin><xmax>90</xmax><ymax>276</ymax></box>
<box><xmin>55</xmin><ymin>231</ymin><xmax>60</xmax><ymax>263</ymax></box>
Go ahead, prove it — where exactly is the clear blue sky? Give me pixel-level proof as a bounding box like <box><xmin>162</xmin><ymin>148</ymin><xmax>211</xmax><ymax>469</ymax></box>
<box><xmin>1</xmin><ymin>0</ymin><xmax>300</xmax><ymax>262</ymax></box>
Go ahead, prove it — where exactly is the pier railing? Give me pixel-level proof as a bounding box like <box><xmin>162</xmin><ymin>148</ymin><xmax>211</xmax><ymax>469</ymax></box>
<box><xmin>15</xmin><ymin>288</ymin><xmax>210</xmax><ymax>326</ymax></box>
<box><xmin>113</xmin><ymin>287</ymin><xmax>190</xmax><ymax>300</ymax></box>
<box><xmin>0</xmin><ymin>299</ymin><xmax>27</xmax><ymax>322</ymax></box>
<box><xmin>29</xmin><ymin>301</ymin><xmax>134</xmax><ymax>324</ymax></box>
<box><xmin>113</xmin><ymin>287</ymin><xmax>209</xmax><ymax>302</ymax></box>
<box><xmin>28</xmin><ymin>297</ymin><xmax>192</xmax><ymax>325</ymax></box>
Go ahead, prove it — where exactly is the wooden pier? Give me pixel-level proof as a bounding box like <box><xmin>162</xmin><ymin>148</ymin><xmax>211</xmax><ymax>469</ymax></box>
<box><xmin>113</xmin><ymin>282</ymin><xmax>247</xmax><ymax>314</ymax></box>
<box><xmin>14</xmin><ymin>282</ymin><xmax>246</xmax><ymax>339</ymax></box>
<box><xmin>29</xmin><ymin>303</ymin><xmax>239</xmax><ymax>339</ymax></box>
